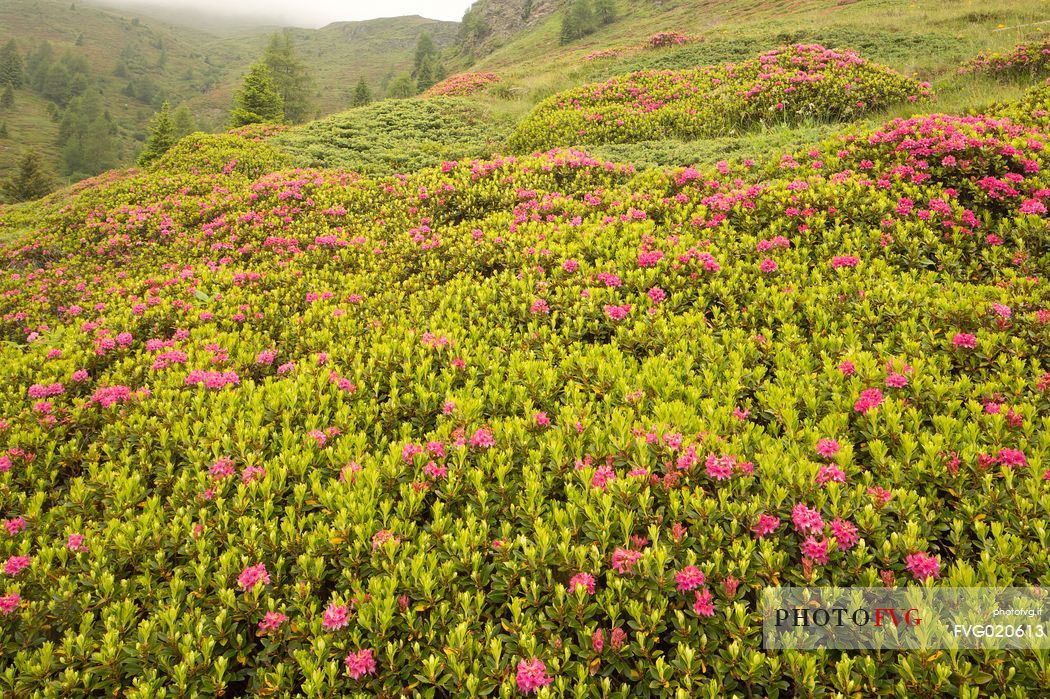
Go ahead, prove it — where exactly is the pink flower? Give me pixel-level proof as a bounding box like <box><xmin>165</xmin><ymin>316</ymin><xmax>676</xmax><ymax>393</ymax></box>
<box><xmin>837</xmin><ymin>360</ymin><xmax>855</xmax><ymax>376</ymax></box>
<box><xmin>372</xmin><ymin>529</ymin><xmax>398</xmax><ymax>550</ymax></box>
<box><xmin>591</xmin><ymin>465</ymin><xmax>616</xmax><ymax>489</ymax></box>
<box><xmin>885</xmin><ymin>373</ymin><xmax>908</xmax><ymax>388</ymax></box>
<box><xmin>648</xmin><ymin>287</ymin><xmax>666</xmax><ymax>303</ymax></box>
<box><xmin>424</xmin><ymin>461</ymin><xmax>447</xmax><ymax>479</ymax></box>
<box><xmin>692</xmin><ymin>588</ymin><xmax>715</xmax><ymax>616</ymax></box>
<box><xmin>515</xmin><ymin>657</ymin><xmax>553</xmax><ymax>694</ymax></box>
<box><xmin>3</xmin><ymin>517</ymin><xmax>26</xmax><ymax>536</ymax></box>
<box><xmin>238</xmin><ymin>563</ymin><xmax>270</xmax><ymax>592</ymax></box>
<box><xmin>562</xmin><ymin>259</ymin><xmax>579</xmax><ymax>272</ymax></box>
<box><xmin>815</xmin><ymin>438</ymin><xmax>840</xmax><ymax>458</ymax></box>
<box><xmin>568</xmin><ymin>572</ymin><xmax>596</xmax><ymax>595</ymax></box>
<box><xmin>209</xmin><ymin>457</ymin><xmax>236</xmax><ymax>481</ymax></box>
<box><xmin>256</xmin><ymin>349</ymin><xmax>278</xmax><ymax>365</ymax></box>
<box><xmin>610</xmin><ymin>627</ymin><xmax>627</xmax><ymax>650</ymax></box>
<box><xmin>952</xmin><ymin>333</ymin><xmax>977</xmax><ymax>349</ymax></box>
<box><xmin>831</xmin><ymin>255</ymin><xmax>860</xmax><ymax>269</ymax></box>
<box><xmin>854</xmin><ymin>388</ymin><xmax>884</xmax><ymax>413</ymax></box>
<box><xmin>71</xmin><ymin>369</ymin><xmax>90</xmax><ymax>382</ymax></box>
<box><xmin>530</xmin><ymin>299</ymin><xmax>549</xmax><ymax>314</ymax></box>
<box><xmin>815</xmin><ymin>464</ymin><xmax>846</xmax><ymax>485</ymax></box>
<box><xmin>675</xmin><ymin>565</ymin><xmax>706</xmax><ymax>593</ymax></box>
<box><xmin>905</xmin><ymin>551</ymin><xmax>941</xmax><ymax>581</ymax></box>
<box><xmin>801</xmin><ymin>536</ymin><xmax>830</xmax><ymax>565</ymax></box>
<box><xmin>830</xmin><ymin>518</ymin><xmax>859</xmax><ymax>550</ymax></box>
<box><xmin>997</xmin><ymin>448</ymin><xmax>1027</xmax><ymax>468</ymax></box>
<box><xmin>792</xmin><ymin>503</ymin><xmax>824</xmax><ymax>534</ymax></box>
<box><xmin>534</xmin><ymin>411</ymin><xmax>550</xmax><ymax>426</ymax></box>
<box><xmin>752</xmin><ymin>514</ymin><xmax>781</xmax><ymax>538</ymax></box>
<box><xmin>322</xmin><ymin>602</ymin><xmax>350</xmax><ymax>630</ymax></box>
<box><xmin>67</xmin><ymin>534</ymin><xmax>87</xmax><ymax>552</ymax></box>
<box><xmin>242</xmin><ymin>465</ymin><xmax>266</xmax><ymax>484</ymax></box>
<box><xmin>759</xmin><ymin>258</ymin><xmax>778</xmax><ymax>273</ymax></box>
<box><xmin>91</xmin><ymin>385</ymin><xmax>134</xmax><ymax>408</ymax></box>
<box><xmin>611</xmin><ymin>547</ymin><xmax>642</xmax><ymax>575</ymax></box>
<box><xmin>258</xmin><ymin>611</ymin><xmax>287</xmax><ymax>635</ymax></box>
<box><xmin>591</xmin><ymin>629</ymin><xmax>604</xmax><ymax>653</ymax></box>
<box><xmin>345</xmin><ymin>649</ymin><xmax>377</xmax><ymax>680</ymax></box>
<box><xmin>470</xmin><ymin>427</ymin><xmax>495</xmax><ymax>449</ymax></box>
<box><xmin>3</xmin><ymin>555</ymin><xmax>31</xmax><ymax>576</ymax></box>
<box><xmin>0</xmin><ymin>593</ymin><xmax>20</xmax><ymax>615</ymax></box>
<box><xmin>705</xmin><ymin>453</ymin><xmax>735</xmax><ymax>480</ymax></box>
<box><xmin>1020</xmin><ymin>198</ymin><xmax>1047</xmax><ymax>215</ymax></box>
<box><xmin>604</xmin><ymin>304</ymin><xmax>631</xmax><ymax>321</ymax></box>
<box><xmin>867</xmin><ymin>486</ymin><xmax>893</xmax><ymax>505</ymax></box>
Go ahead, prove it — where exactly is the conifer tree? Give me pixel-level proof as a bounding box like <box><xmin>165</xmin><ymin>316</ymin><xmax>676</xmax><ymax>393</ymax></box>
<box><xmin>138</xmin><ymin>101</ymin><xmax>175</xmax><ymax>166</ymax></box>
<box><xmin>262</xmin><ymin>31</ymin><xmax>313</xmax><ymax>124</ymax></box>
<box><xmin>0</xmin><ymin>39</ymin><xmax>24</xmax><ymax>88</ymax></box>
<box><xmin>386</xmin><ymin>74</ymin><xmax>417</xmax><ymax>99</ymax></box>
<box><xmin>594</xmin><ymin>0</ymin><xmax>616</xmax><ymax>26</ymax></box>
<box><xmin>1</xmin><ymin>86</ymin><xmax>13</xmax><ymax>109</ymax></box>
<box><xmin>172</xmin><ymin>104</ymin><xmax>196</xmax><ymax>137</ymax></box>
<box><xmin>229</xmin><ymin>63</ymin><xmax>284</xmax><ymax>127</ymax></box>
<box><xmin>58</xmin><ymin>88</ymin><xmax>117</xmax><ymax>177</ymax></box>
<box><xmin>351</xmin><ymin>78</ymin><xmax>372</xmax><ymax>107</ymax></box>
<box><xmin>0</xmin><ymin>121</ymin><xmax>8</xmax><ymax>138</ymax></box>
<box><xmin>3</xmin><ymin>151</ymin><xmax>54</xmax><ymax>202</ymax></box>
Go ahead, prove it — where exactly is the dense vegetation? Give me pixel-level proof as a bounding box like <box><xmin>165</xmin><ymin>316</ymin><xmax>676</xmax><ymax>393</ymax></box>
<box><xmin>0</xmin><ymin>61</ymin><xmax>1049</xmax><ymax>694</ymax></box>
<box><xmin>1</xmin><ymin>1</ymin><xmax>1050</xmax><ymax>696</ymax></box>
<box><xmin>509</xmin><ymin>44</ymin><xmax>932</xmax><ymax>152</ymax></box>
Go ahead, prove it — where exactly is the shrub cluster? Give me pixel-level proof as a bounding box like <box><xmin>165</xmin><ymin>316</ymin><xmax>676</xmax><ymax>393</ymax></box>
<box><xmin>960</xmin><ymin>39</ymin><xmax>1050</xmax><ymax>79</ymax></box>
<box><xmin>0</xmin><ymin>83</ymin><xmax>1047</xmax><ymax>694</ymax></box>
<box><xmin>645</xmin><ymin>32</ymin><xmax>694</xmax><ymax>50</ymax></box>
<box><xmin>268</xmin><ymin>98</ymin><xmax>511</xmax><ymax>176</ymax></box>
<box><xmin>509</xmin><ymin>44</ymin><xmax>933</xmax><ymax>152</ymax></box>
<box><xmin>424</xmin><ymin>73</ymin><xmax>501</xmax><ymax>98</ymax></box>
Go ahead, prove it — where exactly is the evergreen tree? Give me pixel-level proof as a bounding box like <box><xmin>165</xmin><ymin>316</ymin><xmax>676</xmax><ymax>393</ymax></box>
<box><xmin>416</xmin><ymin>56</ymin><xmax>439</xmax><ymax>91</ymax></box>
<box><xmin>229</xmin><ymin>63</ymin><xmax>284</xmax><ymax>127</ymax></box>
<box><xmin>594</xmin><ymin>0</ymin><xmax>616</xmax><ymax>25</ymax></box>
<box><xmin>413</xmin><ymin>33</ymin><xmax>437</xmax><ymax>75</ymax></box>
<box><xmin>351</xmin><ymin>78</ymin><xmax>372</xmax><ymax>107</ymax></box>
<box><xmin>138</xmin><ymin>101</ymin><xmax>175</xmax><ymax>166</ymax></box>
<box><xmin>26</xmin><ymin>42</ymin><xmax>54</xmax><ymax>92</ymax></box>
<box><xmin>42</xmin><ymin>63</ymin><xmax>71</xmax><ymax>105</ymax></box>
<box><xmin>262</xmin><ymin>31</ymin><xmax>313</xmax><ymax>124</ymax></box>
<box><xmin>0</xmin><ymin>39</ymin><xmax>24</xmax><ymax>88</ymax></box>
<box><xmin>386</xmin><ymin>74</ymin><xmax>417</xmax><ymax>99</ymax></box>
<box><xmin>0</xmin><ymin>122</ymin><xmax>8</xmax><ymax>138</ymax></box>
<box><xmin>2</xmin><ymin>151</ymin><xmax>54</xmax><ymax>202</ymax></box>
<box><xmin>58</xmin><ymin>88</ymin><xmax>117</xmax><ymax>177</ymax></box>
<box><xmin>560</xmin><ymin>0</ymin><xmax>597</xmax><ymax>44</ymax></box>
<box><xmin>1</xmin><ymin>86</ymin><xmax>13</xmax><ymax>109</ymax></box>
<box><xmin>172</xmin><ymin>104</ymin><xmax>196</xmax><ymax>137</ymax></box>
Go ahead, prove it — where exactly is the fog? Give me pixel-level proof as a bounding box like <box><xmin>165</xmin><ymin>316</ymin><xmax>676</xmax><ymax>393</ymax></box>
<box><xmin>98</xmin><ymin>0</ymin><xmax>474</xmax><ymax>28</ymax></box>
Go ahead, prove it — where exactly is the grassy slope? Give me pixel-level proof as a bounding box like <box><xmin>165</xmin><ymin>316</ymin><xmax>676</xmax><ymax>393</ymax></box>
<box><xmin>0</xmin><ymin>0</ymin><xmax>457</xmax><ymax>184</ymax></box>
<box><xmin>438</xmin><ymin>0</ymin><xmax>1050</xmax><ymax>168</ymax></box>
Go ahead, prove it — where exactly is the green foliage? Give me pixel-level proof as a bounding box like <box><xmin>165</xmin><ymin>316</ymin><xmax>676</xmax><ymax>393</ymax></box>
<box><xmin>138</xmin><ymin>102</ymin><xmax>176</xmax><ymax>167</ymax></box>
<box><xmin>269</xmin><ymin>98</ymin><xmax>510</xmax><ymax>176</ymax></box>
<box><xmin>351</xmin><ymin>78</ymin><xmax>372</xmax><ymax>107</ymax></box>
<box><xmin>57</xmin><ymin>88</ymin><xmax>117</xmax><ymax>178</ymax></box>
<box><xmin>0</xmin><ymin>39</ymin><xmax>24</xmax><ymax>88</ymax></box>
<box><xmin>0</xmin><ymin>94</ymin><xmax>1049</xmax><ymax>694</ymax></box>
<box><xmin>230</xmin><ymin>63</ymin><xmax>284</xmax><ymax>128</ymax></box>
<box><xmin>561</xmin><ymin>0</ymin><xmax>598</xmax><ymax>45</ymax></box>
<box><xmin>0</xmin><ymin>121</ymin><xmax>7</xmax><ymax>138</ymax></box>
<box><xmin>1</xmin><ymin>149</ymin><xmax>52</xmax><ymax>201</ymax></box>
<box><xmin>0</xmin><ymin>86</ymin><xmax>12</xmax><ymax>109</ymax></box>
<box><xmin>386</xmin><ymin>74</ymin><xmax>418</xmax><ymax>99</ymax></box>
<box><xmin>172</xmin><ymin>103</ymin><xmax>196</xmax><ymax>138</ymax></box>
<box><xmin>594</xmin><ymin>0</ymin><xmax>617</xmax><ymax>26</ymax></box>
<box><xmin>262</xmin><ymin>30</ymin><xmax>314</xmax><ymax>125</ymax></box>
<box><xmin>511</xmin><ymin>44</ymin><xmax>932</xmax><ymax>152</ymax></box>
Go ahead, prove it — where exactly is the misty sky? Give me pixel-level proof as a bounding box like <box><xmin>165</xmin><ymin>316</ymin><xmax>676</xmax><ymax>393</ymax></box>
<box><xmin>108</xmin><ymin>0</ymin><xmax>476</xmax><ymax>27</ymax></box>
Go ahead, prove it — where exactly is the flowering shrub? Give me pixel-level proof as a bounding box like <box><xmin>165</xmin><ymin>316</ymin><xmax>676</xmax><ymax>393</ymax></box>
<box><xmin>0</xmin><ymin>82</ymin><xmax>1047</xmax><ymax>696</ymax></box>
<box><xmin>646</xmin><ymin>32</ymin><xmax>694</xmax><ymax>49</ymax></box>
<box><xmin>424</xmin><ymin>72</ymin><xmax>501</xmax><ymax>97</ymax></box>
<box><xmin>961</xmin><ymin>39</ymin><xmax>1050</xmax><ymax>79</ymax></box>
<box><xmin>510</xmin><ymin>44</ymin><xmax>933</xmax><ymax>151</ymax></box>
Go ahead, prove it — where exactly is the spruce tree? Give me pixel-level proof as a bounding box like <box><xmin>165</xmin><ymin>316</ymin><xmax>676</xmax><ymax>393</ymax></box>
<box><xmin>230</xmin><ymin>63</ymin><xmax>284</xmax><ymax>127</ymax></box>
<box><xmin>0</xmin><ymin>39</ymin><xmax>24</xmax><ymax>88</ymax></box>
<box><xmin>58</xmin><ymin>88</ymin><xmax>117</xmax><ymax>177</ymax></box>
<box><xmin>3</xmin><ymin>151</ymin><xmax>54</xmax><ymax>202</ymax></box>
<box><xmin>262</xmin><ymin>31</ymin><xmax>313</xmax><ymax>124</ymax></box>
<box><xmin>138</xmin><ymin>101</ymin><xmax>175</xmax><ymax>166</ymax></box>
<box><xmin>386</xmin><ymin>74</ymin><xmax>417</xmax><ymax>99</ymax></box>
<box><xmin>351</xmin><ymin>78</ymin><xmax>372</xmax><ymax>107</ymax></box>
<box><xmin>413</xmin><ymin>33</ymin><xmax>437</xmax><ymax>75</ymax></box>
<box><xmin>594</xmin><ymin>0</ymin><xmax>616</xmax><ymax>26</ymax></box>
<box><xmin>1</xmin><ymin>86</ymin><xmax>13</xmax><ymax>109</ymax></box>
<box><xmin>172</xmin><ymin>104</ymin><xmax>196</xmax><ymax>137</ymax></box>
<box><xmin>561</xmin><ymin>0</ymin><xmax>597</xmax><ymax>44</ymax></box>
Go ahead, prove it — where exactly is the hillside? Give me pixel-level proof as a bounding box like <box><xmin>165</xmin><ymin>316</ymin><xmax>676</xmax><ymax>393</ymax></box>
<box><xmin>0</xmin><ymin>0</ymin><xmax>457</xmax><ymax>187</ymax></box>
<box><xmin>1</xmin><ymin>1</ymin><xmax>1050</xmax><ymax>696</ymax></box>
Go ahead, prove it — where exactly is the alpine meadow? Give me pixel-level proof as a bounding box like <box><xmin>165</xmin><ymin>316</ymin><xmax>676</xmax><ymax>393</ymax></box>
<box><xmin>1</xmin><ymin>0</ymin><xmax>1050</xmax><ymax>697</ymax></box>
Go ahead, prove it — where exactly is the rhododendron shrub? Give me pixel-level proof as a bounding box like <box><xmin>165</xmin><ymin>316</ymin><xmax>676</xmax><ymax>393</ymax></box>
<box><xmin>961</xmin><ymin>39</ymin><xmax>1050</xmax><ymax>79</ymax></box>
<box><xmin>424</xmin><ymin>72</ymin><xmax>500</xmax><ymax>97</ymax></box>
<box><xmin>0</xmin><ymin>85</ymin><xmax>1047</xmax><ymax>697</ymax></box>
<box><xmin>510</xmin><ymin>44</ymin><xmax>933</xmax><ymax>151</ymax></box>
